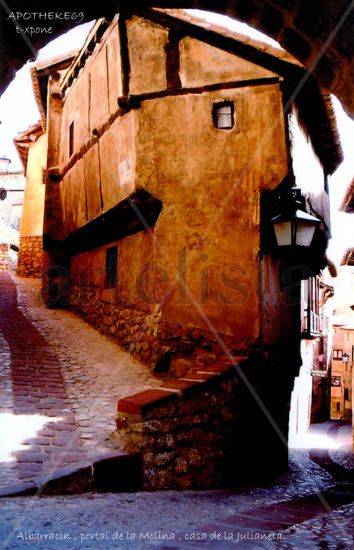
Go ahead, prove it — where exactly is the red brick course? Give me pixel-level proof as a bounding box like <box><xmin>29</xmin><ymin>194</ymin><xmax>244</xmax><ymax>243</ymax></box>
<box><xmin>118</xmin><ymin>388</ymin><xmax>178</xmax><ymax>414</ymax></box>
<box><xmin>117</xmin><ymin>356</ymin><xmax>241</xmax><ymax>414</ymax></box>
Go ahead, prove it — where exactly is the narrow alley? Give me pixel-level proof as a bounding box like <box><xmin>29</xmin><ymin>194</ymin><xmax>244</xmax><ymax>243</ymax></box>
<box><xmin>0</xmin><ymin>5</ymin><xmax>353</xmax><ymax>549</ymax></box>
<box><xmin>0</xmin><ymin>273</ymin><xmax>353</xmax><ymax>549</ymax></box>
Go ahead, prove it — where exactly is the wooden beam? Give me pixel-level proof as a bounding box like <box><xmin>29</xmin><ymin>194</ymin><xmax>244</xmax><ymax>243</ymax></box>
<box><xmin>118</xmin><ymin>13</ymin><xmax>132</xmax><ymax>98</ymax></box>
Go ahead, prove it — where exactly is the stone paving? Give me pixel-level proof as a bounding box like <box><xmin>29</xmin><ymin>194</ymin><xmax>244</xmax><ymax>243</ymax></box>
<box><xmin>0</xmin><ymin>273</ymin><xmax>85</xmax><ymax>487</ymax></box>
<box><xmin>0</xmin><ymin>272</ymin><xmax>159</xmax><ymax>490</ymax></box>
<box><xmin>0</xmin><ymin>437</ymin><xmax>352</xmax><ymax>549</ymax></box>
<box><xmin>15</xmin><ymin>274</ymin><xmax>160</xmax><ymax>456</ymax></box>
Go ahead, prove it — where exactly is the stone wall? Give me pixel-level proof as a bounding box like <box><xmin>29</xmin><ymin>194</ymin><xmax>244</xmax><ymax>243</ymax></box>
<box><xmin>115</xmin><ymin>349</ymin><xmax>292</xmax><ymax>490</ymax></box>
<box><xmin>0</xmin><ymin>243</ymin><xmax>9</xmax><ymax>272</ymax></box>
<box><xmin>70</xmin><ymin>280</ymin><xmax>293</xmax><ymax>490</ymax></box>
<box><xmin>115</xmin><ymin>358</ymin><xmax>241</xmax><ymax>489</ymax></box>
<box><xmin>70</xmin><ymin>285</ymin><xmax>162</xmax><ymax>366</ymax></box>
<box><xmin>17</xmin><ymin>236</ymin><xmax>43</xmax><ymax>278</ymax></box>
<box><xmin>69</xmin><ymin>284</ymin><xmax>251</xmax><ymax>374</ymax></box>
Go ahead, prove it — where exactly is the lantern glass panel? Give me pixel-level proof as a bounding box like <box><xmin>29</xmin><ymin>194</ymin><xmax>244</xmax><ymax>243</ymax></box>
<box><xmin>295</xmin><ymin>222</ymin><xmax>316</xmax><ymax>247</ymax></box>
<box><xmin>273</xmin><ymin>221</ymin><xmax>292</xmax><ymax>246</ymax></box>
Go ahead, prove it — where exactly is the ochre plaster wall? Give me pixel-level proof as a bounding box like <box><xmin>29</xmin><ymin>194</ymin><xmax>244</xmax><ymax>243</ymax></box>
<box><xmin>68</xmin><ymin>84</ymin><xmax>288</xmax><ymax>342</ymax></box>
<box><xmin>331</xmin><ymin>327</ymin><xmax>354</xmax><ymax>420</ymax></box>
<box><xmin>60</xmin><ymin>112</ymin><xmax>137</xmax><ymax>236</ymax></box>
<box><xmin>127</xmin><ymin>16</ymin><xmax>168</xmax><ymax>95</ymax></box>
<box><xmin>134</xmin><ymin>84</ymin><xmax>287</xmax><ymax>337</ymax></box>
<box><xmin>70</xmin><ymin>231</ymin><xmax>156</xmax><ymax>314</ymax></box>
<box><xmin>59</xmin><ymin>21</ymin><xmax>122</xmax><ymax>169</ymax></box>
<box><xmin>20</xmin><ymin>133</ymin><xmax>47</xmax><ymax>238</ymax></box>
<box><xmin>179</xmin><ymin>36</ymin><xmax>277</xmax><ymax>87</ymax></box>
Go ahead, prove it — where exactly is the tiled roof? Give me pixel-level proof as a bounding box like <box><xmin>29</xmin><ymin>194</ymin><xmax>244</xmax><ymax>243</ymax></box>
<box><xmin>156</xmin><ymin>8</ymin><xmax>301</xmax><ymax>66</ymax></box>
<box><xmin>30</xmin><ymin>51</ymin><xmax>78</xmax><ymax>130</ymax></box>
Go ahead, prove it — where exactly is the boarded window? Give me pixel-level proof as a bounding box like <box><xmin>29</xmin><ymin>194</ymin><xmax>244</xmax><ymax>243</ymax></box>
<box><xmin>105</xmin><ymin>246</ymin><xmax>118</xmax><ymax>289</ymax></box>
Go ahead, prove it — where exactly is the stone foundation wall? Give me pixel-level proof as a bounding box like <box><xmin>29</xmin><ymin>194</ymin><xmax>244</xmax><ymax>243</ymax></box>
<box><xmin>69</xmin><ymin>285</ymin><xmax>249</xmax><ymax>374</ymax></box>
<box><xmin>115</xmin><ymin>358</ymin><xmax>241</xmax><ymax>489</ymax></box>
<box><xmin>70</xmin><ymin>285</ymin><xmax>163</xmax><ymax>367</ymax></box>
<box><xmin>69</xmin><ymin>283</ymin><xmax>292</xmax><ymax>489</ymax></box>
<box><xmin>0</xmin><ymin>243</ymin><xmax>9</xmax><ymax>271</ymax></box>
<box><xmin>115</xmin><ymin>349</ymin><xmax>292</xmax><ymax>490</ymax></box>
<box><xmin>17</xmin><ymin>236</ymin><xmax>43</xmax><ymax>278</ymax></box>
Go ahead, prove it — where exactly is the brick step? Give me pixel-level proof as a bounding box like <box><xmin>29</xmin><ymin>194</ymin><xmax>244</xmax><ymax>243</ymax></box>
<box><xmin>0</xmin><ymin>451</ymin><xmax>142</xmax><ymax>498</ymax></box>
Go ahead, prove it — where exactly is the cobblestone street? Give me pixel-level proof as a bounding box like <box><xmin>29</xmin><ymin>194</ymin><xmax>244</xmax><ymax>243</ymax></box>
<box><xmin>0</xmin><ymin>272</ymin><xmax>159</xmax><ymax>491</ymax></box>
<box><xmin>0</xmin><ymin>273</ymin><xmax>353</xmax><ymax>549</ymax></box>
<box><xmin>0</xmin><ymin>436</ymin><xmax>353</xmax><ymax>550</ymax></box>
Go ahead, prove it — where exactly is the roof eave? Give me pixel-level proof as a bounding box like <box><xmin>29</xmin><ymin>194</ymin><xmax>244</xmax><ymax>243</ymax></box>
<box><xmin>30</xmin><ymin>51</ymin><xmax>79</xmax><ymax>130</ymax></box>
<box><xmin>13</xmin><ymin>121</ymin><xmax>43</xmax><ymax>175</ymax></box>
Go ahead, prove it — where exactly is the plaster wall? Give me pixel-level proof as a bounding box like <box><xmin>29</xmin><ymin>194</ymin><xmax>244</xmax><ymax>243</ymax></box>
<box><xmin>0</xmin><ymin>172</ymin><xmax>24</xmax><ymax>231</ymax></box>
<box><xmin>20</xmin><ymin>134</ymin><xmax>47</xmax><ymax>238</ymax></box>
<box><xmin>59</xmin><ymin>21</ymin><xmax>122</xmax><ymax>169</ymax></box>
<box><xmin>70</xmin><ymin>231</ymin><xmax>156</xmax><ymax>314</ymax></box>
<box><xmin>127</xmin><ymin>16</ymin><xmax>168</xmax><ymax>95</ymax></box>
<box><xmin>134</xmin><ymin>84</ymin><xmax>287</xmax><ymax>336</ymax></box>
<box><xmin>179</xmin><ymin>36</ymin><xmax>277</xmax><ymax>87</ymax></box>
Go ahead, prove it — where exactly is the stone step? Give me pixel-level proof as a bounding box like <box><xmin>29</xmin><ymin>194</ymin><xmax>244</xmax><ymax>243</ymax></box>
<box><xmin>0</xmin><ymin>451</ymin><xmax>142</xmax><ymax>497</ymax></box>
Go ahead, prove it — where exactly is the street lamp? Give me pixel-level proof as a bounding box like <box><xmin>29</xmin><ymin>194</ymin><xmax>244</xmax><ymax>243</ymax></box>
<box><xmin>0</xmin><ymin>188</ymin><xmax>24</xmax><ymax>201</ymax></box>
<box><xmin>342</xmin><ymin>352</ymin><xmax>349</xmax><ymax>364</ymax></box>
<box><xmin>0</xmin><ymin>155</ymin><xmax>11</xmax><ymax>174</ymax></box>
<box><xmin>271</xmin><ymin>188</ymin><xmax>321</xmax><ymax>249</ymax></box>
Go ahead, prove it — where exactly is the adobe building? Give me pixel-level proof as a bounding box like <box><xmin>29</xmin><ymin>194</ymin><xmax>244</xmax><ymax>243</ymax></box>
<box><xmin>36</xmin><ymin>10</ymin><xmax>342</xmax><ymax>488</ymax></box>
<box><xmin>14</xmin><ymin>53</ymin><xmax>76</xmax><ymax>278</ymax></box>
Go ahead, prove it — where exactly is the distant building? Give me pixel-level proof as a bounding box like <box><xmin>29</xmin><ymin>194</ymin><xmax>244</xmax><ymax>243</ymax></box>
<box><xmin>0</xmin><ymin>170</ymin><xmax>24</xmax><ymax>231</ymax></box>
<box><xmin>330</xmin><ymin>265</ymin><xmax>354</xmax><ymax>421</ymax></box>
<box><xmin>336</xmin><ymin>178</ymin><xmax>354</xmax><ymax>449</ymax></box>
<box><xmin>289</xmin><ymin>267</ymin><xmax>335</xmax><ymax>445</ymax></box>
<box><xmin>14</xmin><ymin>122</ymin><xmax>46</xmax><ymax>277</ymax></box>
<box><xmin>13</xmin><ymin>52</ymin><xmax>76</xmax><ymax>278</ymax></box>
<box><xmin>0</xmin><ymin>169</ymin><xmax>24</xmax><ymax>271</ymax></box>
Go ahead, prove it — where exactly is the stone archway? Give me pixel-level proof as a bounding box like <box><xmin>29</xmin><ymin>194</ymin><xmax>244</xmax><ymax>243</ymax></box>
<box><xmin>0</xmin><ymin>1</ymin><xmax>353</xmax><ymax>116</ymax></box>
